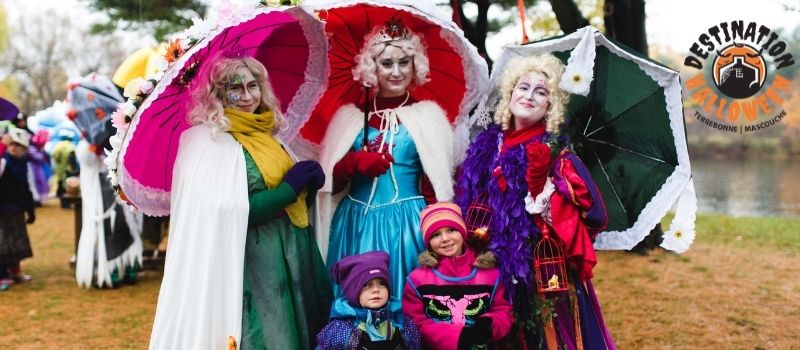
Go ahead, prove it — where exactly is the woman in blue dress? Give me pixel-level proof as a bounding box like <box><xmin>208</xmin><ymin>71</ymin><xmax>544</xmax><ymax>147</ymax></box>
<box><xmin>318</xmin><ymin>20</ymin><xmax>457</xmax><ymax>299</ymax></box>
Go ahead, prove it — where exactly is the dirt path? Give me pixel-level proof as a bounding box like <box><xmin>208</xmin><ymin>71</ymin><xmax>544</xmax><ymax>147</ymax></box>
<box><xmin>1</xmin><ymin>201</ymin><xmax>799</xmax><ymax>349</ymax></box>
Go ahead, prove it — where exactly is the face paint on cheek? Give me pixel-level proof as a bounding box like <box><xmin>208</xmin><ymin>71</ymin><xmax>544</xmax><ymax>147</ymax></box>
<box><xmin>227</xmin><ymin>93</ymin><xmax>240</xmax><ymax>104</ymax></box>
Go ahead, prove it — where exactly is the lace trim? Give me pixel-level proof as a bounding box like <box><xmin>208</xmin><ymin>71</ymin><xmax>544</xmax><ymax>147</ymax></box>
<box><xmin>118</xmin><ymin>163</ymin><xmax>171</xmax><ymax>216</ymax></box>
<box><xmin>592</xmin><ymin>36</ymin><xmax>695</xmax><ymax>251</ymax></box>
<box><xmin>277</xmin><ymin>7</ymin><xmax>330</xmax><ymax>143</ymax></box>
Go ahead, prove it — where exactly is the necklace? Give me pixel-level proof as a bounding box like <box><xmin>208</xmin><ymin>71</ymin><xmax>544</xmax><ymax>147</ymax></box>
<box><xmin>371</xmin><ymin>92</ymin><xmax>410</xmax><ymax>118</ymax></box>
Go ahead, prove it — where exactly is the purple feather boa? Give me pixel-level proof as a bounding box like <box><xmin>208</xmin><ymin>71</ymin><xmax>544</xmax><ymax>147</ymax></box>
<box><xmin>456</xmin><ymin>124</ymin><xmax>550</xmax><ymax>303</ymax></box>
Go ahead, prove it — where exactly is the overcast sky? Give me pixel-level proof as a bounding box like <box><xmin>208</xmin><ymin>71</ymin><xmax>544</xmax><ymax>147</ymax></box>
<box><xmin>4</xmin><ymin>0</ymin><xmax>798</xmax><ymax>58</ymax></box>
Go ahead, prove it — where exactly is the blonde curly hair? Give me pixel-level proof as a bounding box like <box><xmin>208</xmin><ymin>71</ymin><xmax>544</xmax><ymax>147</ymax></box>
<box><xmin>187</xmin><ymin>55</ymin><xmax>283</xmax><ymax>136</ymax></box>
<box><xmin>493</xmin><ymin>54</ymin><xmax>570</xmax><ymax>134</ymax></box>
<box><xmin>351</xmin><ymin>26</ymin><xmax>430</xmax><ymax>93</ymax></box>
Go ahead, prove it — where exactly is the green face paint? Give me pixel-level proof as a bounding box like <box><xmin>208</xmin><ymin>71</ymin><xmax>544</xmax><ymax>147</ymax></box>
<box><xmin>230</xmin><ymin>73</ymin><xmax>247</xmax><ymax>86</ymax></box>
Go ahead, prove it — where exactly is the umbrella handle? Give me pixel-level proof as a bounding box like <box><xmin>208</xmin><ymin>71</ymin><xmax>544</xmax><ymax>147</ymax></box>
<box><xmin>363</xmin><ymin>85</ymin><xmax>370</xmax><ymax>150</ymax></box>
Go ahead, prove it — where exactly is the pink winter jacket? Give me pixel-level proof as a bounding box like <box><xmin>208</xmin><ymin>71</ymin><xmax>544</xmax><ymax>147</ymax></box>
<box><xmin>402</xmin><ymin>249</ymin><xmax>513</xmax><ymax>349</ymax></box>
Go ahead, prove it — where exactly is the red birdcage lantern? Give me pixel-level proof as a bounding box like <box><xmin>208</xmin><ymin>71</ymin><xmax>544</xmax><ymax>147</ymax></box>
<box><xmin>465</xmin><ymin>191</ymin><xmax>492</xmax><ymax>251</ymax></box>
<box><xmin>533</xmin><ymin>225</ymin><xmax>568</xmax><ymax>293</ymax></box>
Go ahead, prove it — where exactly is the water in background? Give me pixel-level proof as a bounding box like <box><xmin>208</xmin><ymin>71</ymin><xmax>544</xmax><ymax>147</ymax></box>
<box><xmin>692</xmin><ymin>158</ymin><xmax>800</xmax><ymax>217</ymax></box>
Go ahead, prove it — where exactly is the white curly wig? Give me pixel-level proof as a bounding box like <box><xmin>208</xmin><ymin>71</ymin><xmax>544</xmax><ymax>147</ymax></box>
<box><xmin>493</xmin><ymin>54</ymin><xmax>570</xmax><ymax>134</ymax></box>
<box><xmin>351</xmin><ymin>25</ymin><xmax>430</xmax><ymax>92</ymax></box>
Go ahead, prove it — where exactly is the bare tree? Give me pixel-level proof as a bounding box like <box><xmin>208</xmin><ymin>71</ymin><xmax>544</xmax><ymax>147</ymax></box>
<box><xmin>0</xmin><ymin>8</ymin><xmax>129</xmax><ymax>113</ymax></box>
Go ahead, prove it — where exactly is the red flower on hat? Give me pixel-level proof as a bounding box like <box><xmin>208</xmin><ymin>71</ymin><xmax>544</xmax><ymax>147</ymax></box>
<box><xmin>95</xmin><ymin>108</ymin><xmax>106</xmax><ymax>120</ymax></box>
<box><xmin>67</xmin><ymin>109</ymin><xmax>78</xmax><ymax>121</ymax></box>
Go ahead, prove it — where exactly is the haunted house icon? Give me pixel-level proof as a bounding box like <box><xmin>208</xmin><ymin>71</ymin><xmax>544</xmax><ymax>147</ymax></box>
<box><xmin>713</xmin><ymin>44</ymin><xmax>766</xmax><ymax>99</ymax></box>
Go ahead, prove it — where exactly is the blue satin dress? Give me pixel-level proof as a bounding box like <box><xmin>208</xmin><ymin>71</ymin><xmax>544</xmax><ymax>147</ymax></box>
<box><xmin>327</xmin><ymin>123</ymin><xmax>427</xmax><ymax>300</ymax></box>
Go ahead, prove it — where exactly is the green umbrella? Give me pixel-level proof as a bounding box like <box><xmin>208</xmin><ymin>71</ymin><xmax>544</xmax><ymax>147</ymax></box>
<box><xmin>476</xmin><ymin>27</ymin><xmax>696</xmax><ymax>252</ymax></box>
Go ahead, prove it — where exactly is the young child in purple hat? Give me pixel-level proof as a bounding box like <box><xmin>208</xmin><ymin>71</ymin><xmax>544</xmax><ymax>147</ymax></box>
<box><xmin>317</xmin><ymin>251</ymin><xmax>421</xmax><ymax>350</ymax></box>
<box><xmin>403</xmin><ymin>202</ymin><xmax>513</xmax><ymax>350</ymax></box>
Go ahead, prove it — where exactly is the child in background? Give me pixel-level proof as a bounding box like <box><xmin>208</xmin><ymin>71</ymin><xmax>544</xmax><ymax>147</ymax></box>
<box><xmin>403</xmin><ymin>202</ymin><xmax>513</xmax><ymax>349</ymax></box>
<box><xmin>318</xmin><ymin>251</ymin><xmax>420</xmax><ymax>350</ymax></box>
<box><xmin>0</xmin><ymin>129</ymin><xmax>36</xmax><ymax>291</ymax></box>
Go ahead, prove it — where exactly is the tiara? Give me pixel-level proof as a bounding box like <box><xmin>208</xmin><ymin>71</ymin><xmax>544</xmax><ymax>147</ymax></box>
<box><xmin>375</xmin><ymin>18</ymin><xmax>411</xmax><ymax>43</ymax></box>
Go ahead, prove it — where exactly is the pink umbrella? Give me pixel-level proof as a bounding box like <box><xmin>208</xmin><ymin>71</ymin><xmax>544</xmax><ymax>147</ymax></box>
<box><xmin>111</xmin><ymin>6</ymin><xmax>328</xmax><ymax>216</ymax></box>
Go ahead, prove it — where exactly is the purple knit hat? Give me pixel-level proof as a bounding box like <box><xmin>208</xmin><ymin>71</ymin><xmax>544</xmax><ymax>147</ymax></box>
<box><xmin>330</xmin><ymin>251</ymin><xmax>391</xmax><ymax>307</ymax></box>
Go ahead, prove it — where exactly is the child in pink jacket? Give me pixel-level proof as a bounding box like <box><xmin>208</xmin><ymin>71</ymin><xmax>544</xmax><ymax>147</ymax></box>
<box><xmin>402</xmin><ymin>202</ymin><xmax>513</xmax><ymax>350</ymax></box>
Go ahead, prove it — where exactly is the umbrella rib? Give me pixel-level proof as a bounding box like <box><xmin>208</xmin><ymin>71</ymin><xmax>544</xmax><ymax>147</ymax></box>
<box><xmin>427</xmin><ymin>47</ymin><xmax>462</xmax><ymax>57</ymax></box>
<box><xmin>586</xmin><ymin>138</ymin><xmax>671</xmax><ymax>165</ymax></box>
<box><xmin>222</xmin><ymin>20</ymin><xmax>296</xmax><ymax>44</ymax></box>
<box><xmin>79</xmin><ymin>87</ymin><xmax>123</xmax><ymax>104</ymax></box>
<box><xmin>330</xmin><ymin>49</ymin><xmax>357</xmax><ymax>65</ymax></box>
<box><xmin>159</xmin><ymin>106</ymin><xmax>179</xmax><ymax>129</ymax></box>
<box><xmin>417</xmin><ymin>85</ymin><xmax>449</xmax><ymax>110</ymax></box>
<box><xmin>268</xmin><ymin>66</ymin><xmax>307</xmax><ymax>76</ymax></box>
<box><xmin>584</xmin><ymin>88</ymin><xmax>664</xmax><ymax>138</ymax></box>
<box><xmin>586</xmin><ymin>147</ymin><xmax>628</xmax><ymax>216</ymax></box>
<box><xmin>329</xmin><ymin>11</ymin><xmax>362</xmax><ymax>55</ymax></box>
<box><xmin>429</xmin><ymin>66</ymin><xmax>465</xmax><ymax>84</ymax></box>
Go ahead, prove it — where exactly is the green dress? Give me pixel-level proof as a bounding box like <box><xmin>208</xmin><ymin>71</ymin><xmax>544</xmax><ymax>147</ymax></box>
<box><xmin>240</xmin><ymin>151</ymin><xmax>333</xmax><ymax>350</ymax></box>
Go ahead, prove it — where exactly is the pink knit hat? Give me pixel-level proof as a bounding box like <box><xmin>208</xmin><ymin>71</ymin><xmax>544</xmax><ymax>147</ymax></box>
<box><xmin>419</xmin><ymin>202</ymin><xmax>467</xmax><ymax>248</ymax></box>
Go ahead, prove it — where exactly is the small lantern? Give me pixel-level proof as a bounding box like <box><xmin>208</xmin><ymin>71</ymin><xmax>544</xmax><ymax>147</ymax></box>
<box><xmin>465</xmin><ymin>191</ymin><xmax>492</xmax><ymax>251</ymax></box>
<box><xmin>533</xmin><ymin>225</ymin><xmax>568</xmax><ymax>293</ymax></box>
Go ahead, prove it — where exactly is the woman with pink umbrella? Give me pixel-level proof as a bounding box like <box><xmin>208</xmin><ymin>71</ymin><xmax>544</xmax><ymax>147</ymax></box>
<box><xmin>149</xmin><ymin>53</ymin><xmax>332</xmax><ymax>350</ymax></box>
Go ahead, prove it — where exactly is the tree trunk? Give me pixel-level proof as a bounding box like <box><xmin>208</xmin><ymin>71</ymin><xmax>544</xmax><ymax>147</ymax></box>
<box><xmin>452</xmin><ymin>0</ymin><xmax>493</xmax><ymax>67</ymax></box>
<box><xmin>604</xmin><ymin>0</ymin><xmax>649</xmax><ymax>55</ymax></box>
<box><xmin>548</xmin><ymin>0</ymin><xmax>589</xmax><ymax>33</ymax></box>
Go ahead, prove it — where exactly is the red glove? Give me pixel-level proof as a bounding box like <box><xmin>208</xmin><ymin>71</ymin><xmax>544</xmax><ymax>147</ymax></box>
<box><xmin>333</xmin><ymin>150</ymin><xmax>395</xmax><ymax>190</ymax></box>
<box><xmin>352</xmin><ymin>151</ymin><xmax>394</xmax><ymax>178</ymax></box>
<box><xmin>525</xmin><ymin>142</ymin><xmax>551</xmax><ymax>195</ymax></box>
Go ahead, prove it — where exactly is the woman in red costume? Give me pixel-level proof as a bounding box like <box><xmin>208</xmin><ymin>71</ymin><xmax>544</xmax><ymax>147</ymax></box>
<box><xmin>456</xmin><ymin>54</ymin><xmax>615</xmax><ymax>350</ymax></box>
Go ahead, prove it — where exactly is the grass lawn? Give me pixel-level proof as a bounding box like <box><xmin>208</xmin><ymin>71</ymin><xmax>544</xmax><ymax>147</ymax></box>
<box><xmin>1</xmin><ymin>200</ymin><xmax>799</xmax><ymax>349</ymax></box>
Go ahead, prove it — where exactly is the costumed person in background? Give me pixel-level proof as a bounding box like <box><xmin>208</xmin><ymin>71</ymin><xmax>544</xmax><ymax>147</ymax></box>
<box><xmin>111</xmin><ymin>48</ymin><xmax>171</xmax><ymax>259</ymax></box>
<box><xmin>319</xmin><ymin>19</ymin><xmax>456</xmax><ymax>300</ymax></box>
<box><xmin>51</xmin><ymin>129</ymin><xmax>79</xmax><ymax>208</ymax></box>
<box><xmin>149</xmin><ymin>54</ymin><xmax>332</xmax><ymax>350</ymax></box>
<box><xmin>317</xmin><ymin>251</ymin><xmax>420</xmax><ymax>350</ymax></box>
<box><xmin>456</xmin><ymin>55</ymin><xmax>615</xmax><ymax>349</ymax></box>
<box><xmin>0</xmin><ymin>129</ymin><xmax>36</xmax><ymax>291</ymax></box>
<box><xmin>27</xmin><ymin>130</ymin><xmax>52</xmax><ymax>206</ymax></box>
<box><xmin>403</xmin><ymin>202</ymin><xmax>513</xmax><ymax>349</ymax></box>
<box><xmin>71</xmin><ymin>74</ymin><xmax>143</xmax><ymax>289</ymax></box>
<box><xmin>12</xmin><ymin>112</ymin><xmax>33</xmax><ymax>135</ymax></box>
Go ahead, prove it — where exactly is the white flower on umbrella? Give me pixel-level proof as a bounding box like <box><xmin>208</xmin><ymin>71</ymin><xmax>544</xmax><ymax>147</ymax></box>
<box><xmin>660</xmin><ymin>180</ymin><xmax>697</xmax><ymax>253</ymax></box>
<box><xmin>559</xmin><ymin>26</ymin><xmax>596</xmax><ymax>97</ymax></box>
<box><xmin>122</xmin><ymin>100</ymin><xmax>137</xmax><ymax>117</ymax></box>
<box><xmin>123</xmin><ymin>78</ymin><xmax>144</xmax><ymax>99</ymax></box>
<box><xmin>186</xmin><ymin>17</ymin><xmax>216</xmax><ymax>41</ymax></box>
<box><xmin>661</xmin><ymin>219</ymin><xmax>695</xmax><ymax>253</ymax></box>
<box><xmin>560</xmin><ymin>65</ymin><xmax>591</xmax><ymax>96</ymax></box>
<box><xmin>139</xmin><ymin>80</ymin><xmax>155</xmax><ymax>95</ymax></box>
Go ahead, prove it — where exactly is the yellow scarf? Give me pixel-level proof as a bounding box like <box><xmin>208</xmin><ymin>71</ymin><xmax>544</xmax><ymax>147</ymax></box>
<box><xmin>225</xmin><ymin>108</ymin><xmax>308</xmax><ymax>228</ymax></box>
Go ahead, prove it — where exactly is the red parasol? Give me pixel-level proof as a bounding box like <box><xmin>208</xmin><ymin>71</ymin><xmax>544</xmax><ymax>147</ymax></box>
<box><xmin>295</xmin><ymin>0</ymin><xmax>488</xmax><ymax>151</ymax></box>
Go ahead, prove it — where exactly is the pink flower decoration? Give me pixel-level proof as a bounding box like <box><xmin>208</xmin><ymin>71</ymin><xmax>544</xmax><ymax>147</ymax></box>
<box><xmin>111</xmin><ymin>106</ymin><xmax>128</xmax><ymax>130</ymax></box>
